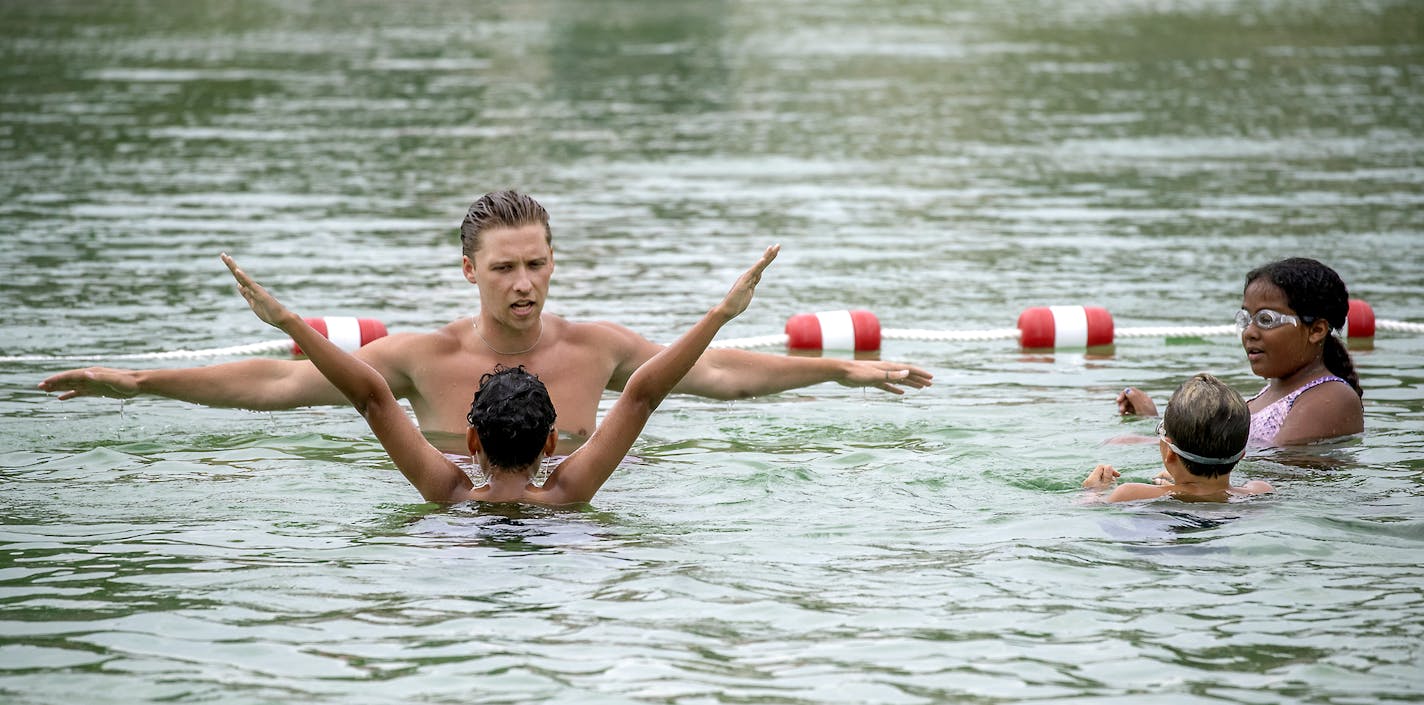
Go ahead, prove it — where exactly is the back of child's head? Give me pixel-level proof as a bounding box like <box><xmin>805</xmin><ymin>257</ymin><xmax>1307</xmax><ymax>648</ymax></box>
<box><xmin>466</xmin><ymin>365</ymin><xmax>557</xmax><ymax>471</ymax></box>
<box><xmin>1162</xmin><ymin>373</ymin><xmax>1250</xmax><ymax>477</ymax></box>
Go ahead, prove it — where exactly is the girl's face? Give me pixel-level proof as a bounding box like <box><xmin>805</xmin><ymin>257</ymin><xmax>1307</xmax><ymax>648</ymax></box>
<box><xmin>1239</xmin><ymin>278</ymin><xmax>1325</xmax><ymax>380</ymax></box>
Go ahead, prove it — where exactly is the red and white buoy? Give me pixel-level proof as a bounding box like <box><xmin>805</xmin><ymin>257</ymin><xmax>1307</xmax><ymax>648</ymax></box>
<box><xmin>1017</xmin><ymin>306</ymin><xmax>1114</xmax><ymax>349</ymax></box>
<box><xmin>785</xmin><ymin>310</ymin><xmax>881</xmax><ymax>352</ymax></box>
<box><xmin>1347</xmin><ymin>299</ymin><xmax>1374</xmax><ymax>339</ymax></box>
<box><xmin>698</xmin><ymin>299</ymin><xmax>1396</xmax><ymax>355</ymax></box>
<box><xmin>292</xmin><ymin>317</ymin><xmax>388</xmax><ymax>356</ymax></box>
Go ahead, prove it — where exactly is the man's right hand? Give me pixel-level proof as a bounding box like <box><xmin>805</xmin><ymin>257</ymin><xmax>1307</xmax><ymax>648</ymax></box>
<box><xmin>38</xmin><ymin>367</ymin><xmax>141</xmax><ymax>400</ymax></box>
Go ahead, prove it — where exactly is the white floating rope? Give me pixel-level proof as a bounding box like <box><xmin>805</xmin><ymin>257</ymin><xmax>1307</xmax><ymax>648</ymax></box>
<box><xmin>5</xmin><ymin>304</ymin><xmax>1419</xmax><ymax>363</ymax></box>
<box><xmin>1</xmin><ymin>339</ymin><xmax>294</xmax><ymax>363</ymax></box>
<box><xmin>712</xmin><ymin>300</ymin><xmax>1412</xmax><ymax>351</ymax></box>
<box><xmin>1</xmin><ymin>317</ymin><xmax>387</xmax><ymax>363</ymax></box>
<box><xmin>1377</xmin><ymin>319</ymin><xmax>1424</xmax><ymax>334</ymax></box>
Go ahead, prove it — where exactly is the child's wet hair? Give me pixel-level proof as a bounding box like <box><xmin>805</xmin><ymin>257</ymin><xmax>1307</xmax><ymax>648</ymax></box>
<box><xmin>466</xmin><ymin>365</ymin><xmax>557</xmax><ymax>471</ymax></box>
<box><xmin>1163</xmin><ymin>373</ymin><xmax>1250</xmax><ymax>477</ymax></box>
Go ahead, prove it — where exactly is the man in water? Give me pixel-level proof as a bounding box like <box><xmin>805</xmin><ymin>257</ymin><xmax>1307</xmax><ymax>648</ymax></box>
<box><xmin>39</xmin><ymin>191</ymin><xmax>932</xmax><ymax>452</ymax></box>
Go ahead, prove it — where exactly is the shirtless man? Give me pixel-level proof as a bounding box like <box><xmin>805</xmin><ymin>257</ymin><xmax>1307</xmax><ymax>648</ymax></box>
<box><xmin>39</xmin><ymin>191</ymin><xmax>932</xmax><ymax>452</ymax></box>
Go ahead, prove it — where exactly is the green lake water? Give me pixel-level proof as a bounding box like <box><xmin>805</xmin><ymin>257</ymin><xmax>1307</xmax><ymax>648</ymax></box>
<box><xmin>2</xmin><ymin>1</ymin><xmax>1422</xmax><ymax>703</ymax></box>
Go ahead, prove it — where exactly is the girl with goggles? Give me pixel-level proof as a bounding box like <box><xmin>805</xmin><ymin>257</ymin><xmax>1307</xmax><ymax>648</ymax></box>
<box><xmin>1117</xmin><ymin>258</ymin><xmax>1363</xmax><ymax>447</ymax></box>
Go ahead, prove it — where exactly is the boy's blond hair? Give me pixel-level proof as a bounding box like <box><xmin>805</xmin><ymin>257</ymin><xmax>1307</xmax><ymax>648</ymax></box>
<box><xmin>1162</xmin><ymin>373</ymin><xmax>1250</xmax><ymax>478</ymax></box>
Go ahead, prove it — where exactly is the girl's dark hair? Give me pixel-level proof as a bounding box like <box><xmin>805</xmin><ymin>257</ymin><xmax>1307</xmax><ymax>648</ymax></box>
<box><xmin>1245</xmin><ymin>258</ymin><xmax>1362</xmax><ymax>398</ymax></box>
<box><xmin>466</xmin><ymin>365</ymin><xmax>557</xmax><ymax>470</ymax></box>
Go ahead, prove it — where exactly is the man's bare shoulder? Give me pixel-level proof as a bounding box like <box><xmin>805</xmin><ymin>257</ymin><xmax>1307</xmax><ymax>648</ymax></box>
<box><xmin>375</xmin><ymin>319</ymin><xmax>464</xmax><ymax>346</ymax></box>
<box><xmin>356</xmin><ymin>318</ymin><xmax>469</xmax><ymax>361</ymax></box>
<box><xmin>548</xmin><ymin>317</ymin><xmax>661</xmax><ymax>387</ymax></box>
<box><xmin>551</xmin><ymin>317</ymin><xmax>653</xmax><ymax>352</ymax></box>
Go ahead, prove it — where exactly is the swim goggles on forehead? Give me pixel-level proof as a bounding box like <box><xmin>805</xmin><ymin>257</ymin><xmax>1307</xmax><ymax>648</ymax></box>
<box><xmin>1234</xmin><ymin>308</ymin><xmax>1314</xmax><ymax>332</ymax></box>
<box><xmin>1156</xmin><ymin>420</ymin><xmax>1246</xmax><ymax>465</ymax></box>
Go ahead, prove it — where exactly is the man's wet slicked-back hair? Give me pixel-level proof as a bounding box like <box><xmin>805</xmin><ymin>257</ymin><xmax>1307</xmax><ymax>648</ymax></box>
<box><xmin>460</xmin><ymin>190</ymin><xmax>552</xmax><ymax>261</ymax></box>
<box><xmin>1163</xmin><ymin>373</ymin><xmax>1250</xmax><ymax>478</ymax></box>
<box><xmin>466</xmin><ymin>365</ymin><xmax>557</xmax><ymax>471</ymax></box>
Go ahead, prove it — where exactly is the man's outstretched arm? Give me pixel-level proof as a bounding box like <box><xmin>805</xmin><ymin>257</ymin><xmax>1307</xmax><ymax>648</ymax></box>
<box><xmin>604</xmin><ymin>330</ymin><xmax>932</xmax><ymax>400</ymax></box>
<box><xmin>38</xmin><ymin>335</ymin><xmax>417</xmax><ymax>411</ymax></box>
<box><xmin>675</xmin><ymin>347</ymin><xmax>933</xmax><ymax>399</ymax></box>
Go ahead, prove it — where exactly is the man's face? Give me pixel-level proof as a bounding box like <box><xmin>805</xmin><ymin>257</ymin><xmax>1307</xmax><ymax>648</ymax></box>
<box><xmin>463</xmin><ymin>223</ymin><xmax>554</xmax><ymax>332</ymax></box>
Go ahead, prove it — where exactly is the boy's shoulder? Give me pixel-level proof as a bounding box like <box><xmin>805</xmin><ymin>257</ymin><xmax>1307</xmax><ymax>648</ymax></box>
<box><xmin>1232</xmin><ymin>480</ymin><xmax>1274</xmax><ymax>496</ymax></box>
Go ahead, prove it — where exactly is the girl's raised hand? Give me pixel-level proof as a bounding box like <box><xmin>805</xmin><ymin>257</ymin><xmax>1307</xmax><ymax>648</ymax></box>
<box><xmin>221</xmin><ymin>253</ymin><xmax>294</xmax><ymax>330</ymax></box>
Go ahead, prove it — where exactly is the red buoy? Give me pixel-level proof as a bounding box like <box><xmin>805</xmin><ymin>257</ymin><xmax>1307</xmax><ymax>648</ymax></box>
<box><xmin>785</xmin><ymin>310</ymin><xmax>881</xmax><ymax>351</ymax></box>
<box><xmin>292</xmin><ymin>317</ymin><xmax>388</xmax><ymax>356</ymax></box>
<box><xmin>1346</xmin><ymin>299</ymin><xmax>1374</xmax><ymax>339</ymax></box>
<box><xmin>1017</xmin><ymin>306</ymin><xmax>1114</xmax><ymax>349</ymax></box>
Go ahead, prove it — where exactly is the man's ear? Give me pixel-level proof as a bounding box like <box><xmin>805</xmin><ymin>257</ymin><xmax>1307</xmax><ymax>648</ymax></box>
<box><xmin>462</xmin><ymin>256</ymin><xmax>478</xmax><ymax>285</ymax></box>
<box><xmin>543</xmin><ymin>429</ymin><xmax>558</xmax><ymax>456</ymax></box>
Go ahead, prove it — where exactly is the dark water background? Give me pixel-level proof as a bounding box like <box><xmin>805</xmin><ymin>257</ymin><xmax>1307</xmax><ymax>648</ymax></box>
<box><xmin>2</xmin><ymin>1</ymin><xmax>1421</xmax><ymax>703</ymax></box>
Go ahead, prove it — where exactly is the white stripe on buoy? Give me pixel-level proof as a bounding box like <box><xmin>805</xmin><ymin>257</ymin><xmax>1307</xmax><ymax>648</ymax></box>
<box><xmin>1047</xmin><ymin>305</ymin><xmax>1090</xmax><ymax>348</ymax></box>
<box><xmin>815</xmin><ymin>310</ymin><xmax>856</xmax><ymax>350</ymax></box>
<box><xmin>291</xmin><ymin>317</ymin><xmax>388</xmax><ymax>356</ymax></box>
<box><xmin>324</xmin><ymin>316</ymin><xmax>363</xmax><ymax>352</ymax></box>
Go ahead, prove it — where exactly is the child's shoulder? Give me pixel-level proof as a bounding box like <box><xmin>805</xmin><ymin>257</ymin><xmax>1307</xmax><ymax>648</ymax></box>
<box><xmin>1232</xmin><ymin>480</ymin><xmax>1274</xmax><ymax>496</ymax></box>
<box><xmin>1107</xmin><ymin>482</ymin><xmax>1172</xmax><ymax>503</ymax></box>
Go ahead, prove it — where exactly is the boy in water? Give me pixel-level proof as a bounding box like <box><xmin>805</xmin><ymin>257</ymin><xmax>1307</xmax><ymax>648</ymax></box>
<box><xmin>1085</xmin><ymin>373</ymin><xmax>1273</xmax><ymax>503</ymax></box>
<box><xmin>222</xmin><ymin>245</ymin><xmax>778</xmax><ymax>506</ymax></box>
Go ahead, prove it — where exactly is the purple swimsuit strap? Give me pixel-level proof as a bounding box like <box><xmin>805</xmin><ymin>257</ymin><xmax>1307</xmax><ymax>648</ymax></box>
<box><xmin>1248</xmin><ymin>375</ymin><xmax>1348</xmax><ymax>445</ymax></box>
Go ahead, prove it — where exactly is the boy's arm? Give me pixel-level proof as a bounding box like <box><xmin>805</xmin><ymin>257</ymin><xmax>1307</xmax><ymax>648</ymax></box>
<box><xmin>544</xmin><ymin>245</ymin><xmax>780</xmax><ymax>504</ymax></box>
<box><xmin>1081</xmin><ymin>463</ymin><xmax>1169</xmax><ymax>503</ymax></box>
<box><xmin>1082</xmin><ymin>464</ymin><xmax>1120</xmax><ymax>491</ymax></box>
<box><xmin>1116</xmin><ymin>387</ymin><xmax>1159</xmax><ymax>416</ymax></box>
<box><xmin>222</xmin><ymin>254</ymin><xmax>471</xmax><ymax>503</ymax></box>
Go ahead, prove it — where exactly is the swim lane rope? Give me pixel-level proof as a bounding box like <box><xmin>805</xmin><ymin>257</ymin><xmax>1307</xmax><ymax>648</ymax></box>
<box><xmin>4</xmin><ymin>304</ymin><xmax>1422</xmax><ymax>362</ymax></box>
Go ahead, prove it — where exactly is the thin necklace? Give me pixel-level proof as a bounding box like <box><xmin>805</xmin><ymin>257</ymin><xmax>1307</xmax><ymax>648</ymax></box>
<box><xmin>473</xmin><ymin>317</ymin><xmax>543</xmax><ymax>356</ymax></box>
